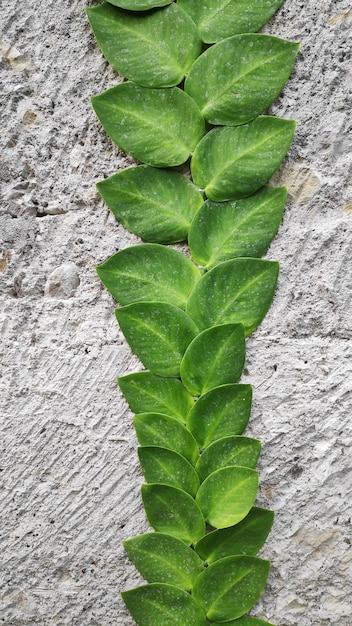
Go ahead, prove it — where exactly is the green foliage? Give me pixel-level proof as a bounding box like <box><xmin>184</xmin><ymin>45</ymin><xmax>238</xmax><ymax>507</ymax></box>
<box><xmin>133</xmin><ymin>412</ymin><xmax>199</xmax><ymax>465</ymax></box>
<box><xmin>195</xmin><ymin>436</ymin><xmax>261</xmax><ymax>482</ymax></box>
<box><xmin>107</xmin><ymin>0</ymin><xmax>173</xmax><ymax>12</ymax></box>
<box><xmin>138</xmin><ymin>446</ymin><xmax>200</xmax><ymax>496</ymax></box>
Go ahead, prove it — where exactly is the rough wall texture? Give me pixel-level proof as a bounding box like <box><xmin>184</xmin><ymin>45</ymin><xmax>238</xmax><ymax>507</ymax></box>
<box><xmin>0</xmin><ymin>0</ymin><xmax>351</xmax><ymax>624</ymax></box>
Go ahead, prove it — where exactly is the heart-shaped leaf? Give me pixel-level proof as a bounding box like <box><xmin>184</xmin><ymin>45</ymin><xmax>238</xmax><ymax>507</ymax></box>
<box><xmin>134</xmin><ymin>413</ymin><xmax>200</xmax><ymax>465</ymax></box>
<box><xmin>180</xmin><ymin>324</ymin><xmax>246</xmax><ymax>396</ymax></box>
<box><xmin>97</xmin><ymin>166</ymin><xmax>204</xmax><ymax>244</ymax></box>
<box><xmin>217</xmin><ymin>616</ymin><xmax>275</xmax><ymax>626</ymax></box>
<box><xmin>185</xmin><ymin>34</ymin><xmax>299</xmax><ymax>126</ymax></box>
<box><xmin>192</xmin><ymin>556</ymin><xmax>270</xmax><ymax>621</ymax></box>
<box><xmin>191</xmin><ymin>117</ymin><xmax>296</xmax><ymax>201</ymax></box>
<box><xmin>97</xmin><ymin>244</ymin><xmax>201</xmax><ymax>309</ymax></box>
<box><xmin>195</xmin><ymin>436</ymin><xmax>261</xmax><ymax>483</ymax></box>
<box><xmin>123</xmin><ymin>533</ymin><xmax>204</xmax><ymax>590</ymax></box>
<box><xmin>91</xmin><ymin>83</ymin><xmax>205</xmax><ymax>167</ymax></box>
<box><xmin>187</xmin><ymin>384</ymin><xmax>252</xmax><ymax>449</ymax></box>
<box><xmin>195</xmin><ymin>507</ymin><xmax>274</xmax><ymax>563</ymax></box>
<box><xmin>87</xmin><ymin>3</ymin><xmax>201</xmax><ymax>88</ymax></box>
<box><xmin>138</xmin><ymin>447</ymin><xmax>200</xmax><ymax>496</ymax></box>
<box><xmin>189</xmin><ymin>186</ymin><xmax>287</xmax><ymax>268</ymax></box>
<box><xmin>177</xmin><ymin>0</ymin><xmax>284</xmax><ymax>43</ymax></box>
<box><xmin>142</xmin><ymin>484</ymin><xmax>205</xmax><ymax>544</ymax></box>
<box><xmin>196</xmin><ymin>466</ymin><xmax>258</xmax><ymax>528</ymax></box>
<box><xmin>116</xmin><ymin>302</ymin><xmax>198</xmax><ymax>377</ymax></box>
<box><xmin>119</xmin><ymin>372</ymin><xmax>194</xmax><ymax>423</ymax></box>
<box><xmin>121</xmin><ymin>583</ymin><xmax>207</xmax><ymax>626</ymax></box>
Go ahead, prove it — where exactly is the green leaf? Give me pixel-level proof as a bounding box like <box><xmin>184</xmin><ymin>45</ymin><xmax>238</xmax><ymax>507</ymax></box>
<box><xmin>189</xmin><ymin>187</ymin><xmax>287</xmax><ymax>268</ymax></box>
<box><xmin>185</xmin><ymin>34</ymin><xmax>299</xmax><ymax>126</ymax></box>
<box><xmin>192</xmin><ymin>556</ymin><xmax>270</xmax><ymax>621</ymax></box>
<box><xmin>186</xmin><ymin>258</ymin><xmax>279</xmax><ymax>336</ymax></box>
<box><xmin>217</xmin><ymin>616</ymin><xmax>275</xmax><ymax>626</ymax></box>
<box><xmin>195</xmin><ymin>436</ymin><xmax>261</xmax><ymax>483</ymax></box>
<box><xmin>142</xmin><ymin>484</ymin><xmax>205</xmax><ymax>544</ymax></box>
<box><xmin>119</xmin><ymin>372</ymin><xmax>194</xmax><ymax>422</ymax></box>
<box><xmin>180</xmin><ymin>324</ymin><xmax>246</xmax><ymax>396</ymax></box>
<box><xmin>191</xmin><ymin>117</ymin><xmax>296</xmax><ymax>201</ymax></box>
<box><xmin>134</xmin><ymin>412</ymin><xmax>200</xmax><ymax>465</ymax></box>
<box><xmin>187</xmin><ymin>384</ymin><xmax>252</xmax><ymax>449</ymax></box>
<box><xmin>121</xmin><ymin>583</ymin><xmax>207</xmax><ymax>626</ymax></box>
<box><xmin>177</xmin><ymin>0</ymin><xmax>284</xmax><ymax>43</ymax></box>
<box><xmin>91</xmin><ymin>83</ymin><xmax>205</xmax><ymax>167</ymax></box>
<box><xmin>97</xmin><ymin>244</ymin><xmax>201</xmax><ymax>309</ymax></box>
<box><xmin>196</xmin><ymin>466</ymin><xmax>258</xmax><ymax>528</ymax></box>
<box><xmin>195</xmin><ymin>507</ymin><xmax>275</xmax><ymax>562</ymax></box>
<box><xmin>123</xmin><ymin>533</ymin><xmax>204</xmax><ymax>590</ymax></box>
<box><xmin>138</xmin><ymin>447</ymin><xmax>200</xmax><ymax>496</ymax></box>
<box><xmin>87</xmin><ymin>3</ymin><xmax>201</xmax><ymax>88</ymax></box>
<box><xmin>108</xmin><ymin>0</ymin><xmax>173</xmax><ymax>10</ymax></box>
<box><xmin>116</xmin><ymin>302</ymin><xmax>198</xmax><ymax>377</ymax></box>
<box><xmin>97</xmin><ymin>166</ymin><xmax>204</xmax><ymax>244</ymax></box>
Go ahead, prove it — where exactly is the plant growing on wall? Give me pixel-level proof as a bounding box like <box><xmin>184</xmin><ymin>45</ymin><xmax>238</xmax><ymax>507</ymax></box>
<box><xmin>86</xmin><ymin>1</ymin><xmax>299</xmax><ymax>623</ymax></box>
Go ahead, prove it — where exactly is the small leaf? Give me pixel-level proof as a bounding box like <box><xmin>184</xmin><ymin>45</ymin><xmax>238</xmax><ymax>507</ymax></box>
<box><xmin>116</xmin><ymin>302</ymin><xmax>198</xmax><ymax>377</ymax></box>
<box><xmin>123</xmin><ymin>533</ymin><xmax>204</xmax><ymax>590</ymax></box>
<box><xmin>134</xmin><ymin>412</ymin><xmax>200</xmax><ymax>465</ymax></box>
<box><xmin>87</xmin><ymin>3</ymin><xmax>201</xmax><ymax>88</ymax></box>
<box><xmin>186</xmin><ymin>258</ymin><xmax>279</xmax><ymax>336</ymax></box>
<box><xmin>191</xmin><ymin>117</ymin><xmax>296</xmax><ymax>201</ymax></box>
<box><xmin>217</xmin><ymin>616</ymin><xmax>275</xmax><ymax>626</ymax></box>
<box><xmin>196</xmin><ymin>436</ymin><xmax>261</xmax><ymax>483</ymax></box>
<box><xmin>142</xmin><ymin>484</ymin><xmax>205</xmax><ymax>544</ymax></box>
<box><xmin>196</xmin><ymin>466</ymin><xmax>258</xmax><ymax>528</ymax></box>
<box><xmin>185</xmin><ymin>34</ymin><xmax>299</xmax><ymax>126</ymax></box>
<box><xmin>119</xmin><ymin>372</ymin><xmax>194</xmax><ymax>423</ymax></box>
<box><xmin>138</xmin><ymin>447</ymin><xmax>200</xmax><ymax>496</ymax></box>
<box><xmin>97</xmin><ymin>166</ymin><xmax>204</xmax><ymax>244</ymax></box>
<box><xmin>108</xmin><ymin>0</ymin><xmax>173</xmax><ymax>9</ymax></box>
<box><xmin>180</xmin><ymin>323</ymin><xmax>245</xmax><ymax>396</ymax></box>
<box><xmin>195</xmin><ymin>507</ymin><xmax>275</xmax><ymax>562</ymax></box>
<box><xmin>91</xmin><ymin>83</ymin><xmax>205</xmax><ymax>167</ymax></box>
<box><xmin>192</xmin><ymin>556</ymin><xmax>270</xmax><ymax>621</ymax></box>
<box><xmin>188</xmin><ymin>186</ymin><xmax>287</xmax><ymax>268</ymax></box>
<box><xmin>187</xmin><ymin>384</ymin><xmax>252</xmax><ymax>449</ymax></box>
<box><xmin>121</xmin><ymin>583</ymin><xmax>207</xmax><ymax>626</ymax></box>
<box><xmin>97</xmin><ymin>244</ymin><xmax>201</xmax><ymax>309</ymax></box>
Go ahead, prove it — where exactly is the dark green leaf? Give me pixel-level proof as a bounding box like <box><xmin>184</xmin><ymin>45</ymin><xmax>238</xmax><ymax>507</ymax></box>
<box><xmin>134</xmin><ymin>412</ymin><xmax>200</xmax><ymax>465</ymax></box>
<box><xmin>217</xmin><ymin>616</ymin><xmax>275</xmax><ymax>626</ymax></box>
<box><xmin>195</xmin><ymin>436</ymin><xmax>261</xmax><ymax>483</ymax></box>
<box><xmin>138</xmin><ymin>447</ymin><xmax>200</xmax><ymax>496</ymax></box>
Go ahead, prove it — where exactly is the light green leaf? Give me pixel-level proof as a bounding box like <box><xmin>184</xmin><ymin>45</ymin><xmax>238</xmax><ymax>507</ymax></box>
<box><xmin>119</xmin><ymin>372</ymin><xmax>194</xmax><ymax>423</ymax></box>
<box><xmin>185</xmin><ymin>34</ymin><xmax>299</xmax><ymax>126</ymax></box>
<box><xmin>97</xmin><ymin>244</ymin><xmax>201</xmax><ymax>309</ymax></box>
<box><xmin>186</xmin><ymin>258</ymin><xmax>279</xmax><ymax>336</ymax></box>
<box><xmin>192</xmin><ymin>556</ymin><xmax>270</xmax><ymax>621</ymax></box>
<box><xmin>97</xmin><ymin>166</ymin><xmax>204</xmax><ymax>244</ymax></box>
<box><xmin>134</xmin><ymin>412</ymin><xmax>200</xmax><ymax>465</ymax></box>
<box><xmin>138</xmin><ymin>447</ymin><xmax>200</xmax><ymax>496</ymax></box>
<box><xmin>177</xmin><ymin>0</ymin><xmax>284</xmax><ymax>43</ymax></box>
<box><xmin>195</xmin><ymin>436</ymin><xmax>261</xmax><ymax>483</ymax></box>
<box><xmin>217</xmin><ymin>616</ymin><xmax>275</xmax><ymax>626</ymax></box>
<box><xmin>187</xmin><ymin>384</ymin><xmax>252</xmax><ymax>450</ymax></box>
<box><xmin>196</xmin><ymin>466</ymin><xmax>258</xmax><ymax>528</ymax></box>
<box><xmin>189</xmin><ymin>187</ymin><xmax>287</xmax><ymax>268</ymax></box>
<box><xmin>87</xmin><ymin>3</ymin><xmax>201</xmax><ymax>88</ymax></box>
<box><xmin>91</xmin><ymin>83</ymin><xmax>205</xmax><ymax>167</ymax></box>
<box><xmin>191</xmin><ymin>117</ymin><xmax>296</xmax><ymax>201</ymax></box>
<box><xmin>142</xmin><ymin>484</ymin><xmax>205</xmax><ymax>544</ymax></box>
<box><xmin>123</xmin><ymin>533</ymin><xmax>204</xmax><ymax>590</ymax></box>
<box><xmin>180</xmin><ymin>324</ymin><xmax>246</xmax><ymax>396</ymax></box>
<box><xmin>108</xmin><ymin>0</ymin><xmax>172</xmax><ymax>9</ymax></box>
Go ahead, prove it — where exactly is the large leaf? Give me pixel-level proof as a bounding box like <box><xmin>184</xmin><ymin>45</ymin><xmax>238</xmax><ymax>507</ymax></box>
<box><xmin>138</xmin><ymin>447</ymin><xmax>200</xmax><ymax>496</ymax></box>
<box><xmin>142</xmin><ymin>484</ymin><xmax>205</xmax><ymax>544</ymax></box>
<box><xmin>91</xmin><ymin>83</ymin><xmax>205</xmax><ymax>167</ymax></box>
<box><xmin>119</xmin><ymin>372</ymin><xmax>194</xmax><ymax>422</ymax></box>
<box><xmin>97</xmin><ymin>166</ymin><xmax>204</xmax><ymax>244</ymax></box>
<box><xmin>191</xmin><ymin>117</ymin><xmax>296</xmax><ymax>201</ymax></box>
<box><xmin>217</xmin><ymin>616</ymin><xmax>274</xmax><ymax>626</ymax></box>
<box><xmin>123</xmin><ymin>532</ymin><xmax>204</xmax><ymax>590</ymax></box>
<box><xmin>196</xmin><ymin>466</ymin><xmax>258</xmax><ymax>528</ymax></box>
<box><xmin>195</xmin><ymin>507</ymin><xmax>275</xmax><ymax>562</ymax></box>
<box><xmin>177</xmin><ymin>0</ymin><xmax>284</xmax><ymax>43</ymax></box>
<box><xmin>192</xmin><ymin>556</ymin><xmax>270</xmax><ymax>621</ymax></box>
<box><xmin>134</xmin><ymin>412</ymin><xmax>200</xmax><ymax>465</ymax></box>
<box><xmin>195</xmin><ymin>436</ymin><xmax>261</xmax><ymax>483</ymax></box>
<box><xmin>185</xmin><ymin>34</ymin><xmax>299</xmax><ymax>126</ymax></box>
<box><xmin>87</xmin><ymin>3</ymin><xmax>201</xmax><ymax>88</ymax></box>
<box><xmin>121</xmin><ymin>583</ymin><xmax>207</xmax><ymax>626</ymax></box>
<box><xmin>187</xmin><ymin>384</ymin><xmax>252</xmax><ymax>449</ymax></box>
<box><xmin>116</xmin><ymin>302</ymin><xmax>198</xmax><ymax>377</ymax></box>
<box><xmin>97</xmin><ymin>244</ymin><xmax>201</xmax><ymax>309</ymax></box>
<box><xmin>189</xmin><ymin>186</ymin><xmax>287</xmax><ymax>268</ymax></box>
<box><xmin>186</xmin><ymin>258</ymin><xmax>279</xmax><ymax>336</ymax></box>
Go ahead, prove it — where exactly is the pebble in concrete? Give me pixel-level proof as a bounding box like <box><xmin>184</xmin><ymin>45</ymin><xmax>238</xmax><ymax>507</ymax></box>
<box><xmin>44</xmin><ymin>263</ymin><xmax>80</xmax><ymax>298</ymax></box>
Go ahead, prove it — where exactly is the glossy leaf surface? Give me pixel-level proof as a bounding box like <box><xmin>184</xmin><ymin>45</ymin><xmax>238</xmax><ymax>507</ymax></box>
<box><xmin>195</xmin><ymin>436</ymin><xmax>261</xmax><ymax>483</ymax></box>
<box><xmin>138</xmin><ymin>447</ymin><xmax>200</xmax><ymax>496</ymax></box>
<box><xmin>217</xmin><ymin>616</ymin><xmax>274</xmax><ymax>626</ymax></box>
<box><xmin>134</xmin><ymin>412</ymin><xmax>199</xmax><ymax>465</ymax></box>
